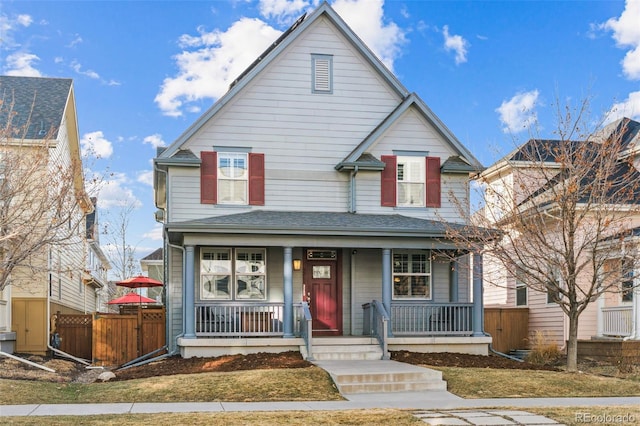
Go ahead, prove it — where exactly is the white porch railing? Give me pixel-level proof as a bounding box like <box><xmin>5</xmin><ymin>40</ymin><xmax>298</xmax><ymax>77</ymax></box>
<box><xmin>390</xmin><ymin>303</ymin><xmax>474</xmax><ymax>336</ymax></box>
<box><xmin>0</xmin><ymin>300</ymin><xmax>7</xmax><ymax>331</ymax></box>
<box><xmin>602</xmin><ymin>306</ymin><xmax>632</xmax><ymax>337</ymax></box>
<box><xmin>295</xmin><ymin>302</ymin><xmax>313</xmax><ymax>359</ymax></box>
<box><xmin>362</xmin><ymin>300</ymin><xmax>389</xmax><ymax>359</ymax></box>
<box><xmin>195</xmin><ymin>303</ymin><xmax>284</xmax><ymax>337</ymax></box>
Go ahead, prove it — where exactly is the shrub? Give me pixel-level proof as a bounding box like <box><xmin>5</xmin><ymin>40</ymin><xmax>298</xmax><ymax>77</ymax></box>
<box><xmin>526</xmin><ymin>330</ymin><xmax>562</xmax><ymax>365</ymax></box>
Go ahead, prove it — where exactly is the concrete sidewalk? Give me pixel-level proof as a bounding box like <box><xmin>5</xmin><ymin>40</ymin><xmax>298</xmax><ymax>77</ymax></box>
<box><xmin>2</xmin><ymin>394</ymin><xmax>639</xmax><ymax>416</ymax></box>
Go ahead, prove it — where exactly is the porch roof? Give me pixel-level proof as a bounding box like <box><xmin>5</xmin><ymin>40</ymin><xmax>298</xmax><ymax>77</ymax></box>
<box><xmin>167</xmin><ymin>210</ymin><xmax>475</xmax><ymax>239</ymax></box>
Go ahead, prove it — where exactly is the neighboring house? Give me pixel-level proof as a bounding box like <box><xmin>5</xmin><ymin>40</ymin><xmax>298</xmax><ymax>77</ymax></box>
<box><xmin>480</xmin><ymin>117</ymin><xmax>640</xmax><ymax>349</ymax></box>
<box><xmin>85</xmin><ymin>197</ymin><xmax>112</xmax><ymax>313</ymax></box>
<box><xmin>153</xmin><ymin>3</ymin><xmax>489</xmax><ymax>360</ymax></box>
<box><xmin>140</xmin><ymin>248</ymin><xmax>163</xmax><ymax>303</ymax></box>
<box><xmin>0</xmin><ymin>76</ymin><xmax>96</xmax><ymax>355</ymax></box>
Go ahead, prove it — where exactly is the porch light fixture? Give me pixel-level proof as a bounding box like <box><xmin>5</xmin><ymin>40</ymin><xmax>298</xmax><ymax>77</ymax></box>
<box><xmin>293</xmin><ymin>259</ymin><xmax>302</xmax><ymax>271</ymax></box>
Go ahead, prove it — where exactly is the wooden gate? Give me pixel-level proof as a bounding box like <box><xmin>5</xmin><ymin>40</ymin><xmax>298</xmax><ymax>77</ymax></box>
<box><xmin>54</xmin><ymin>314</ymin><xmax>93</xmax><ymax>360</ymax></box>
<box><xmin>484</xmin><ymin>308</ymin><xmax>529</xmax><ymax>353</ymax></box>
<box><xmin>92</xmin><ymin>307</ymin><xmax>166</xmax><ymax>366</ymax></box>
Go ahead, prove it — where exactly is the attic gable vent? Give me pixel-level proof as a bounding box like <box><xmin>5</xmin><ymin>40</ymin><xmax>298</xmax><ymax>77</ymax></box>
<box><xmin>312</xmin><ymin>54</ymin><xmax>333</xmax><ymax>93</ymax></box>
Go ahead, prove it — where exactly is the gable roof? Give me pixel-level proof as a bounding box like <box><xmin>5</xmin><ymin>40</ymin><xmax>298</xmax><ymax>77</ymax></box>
<box><xmin>336</xmin><ymin>93</ymin><xmax>483</xmax><ymax>172</ymax></box>
<box><xmin>0</xmin><ymin>75</ymin><xmax>72</xmax><ymax>140</ymax></box>
<box><xmin>158</xmin><ymin>2</ymin><xmax>409</xmax><ymax>160</ymax></box>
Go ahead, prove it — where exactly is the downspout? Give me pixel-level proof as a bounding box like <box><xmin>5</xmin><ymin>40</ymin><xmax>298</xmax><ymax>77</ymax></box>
<box><xmin>349</xmin><ymin>166</ymin><xmax>358</xmax><ymax>213</ymax></box>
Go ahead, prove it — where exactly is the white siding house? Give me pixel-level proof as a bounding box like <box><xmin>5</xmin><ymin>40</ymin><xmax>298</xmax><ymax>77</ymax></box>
<box><xmin>154</xmin><ymin>3</ymin><xmax>489</xmax><ymax>359</ymax></box>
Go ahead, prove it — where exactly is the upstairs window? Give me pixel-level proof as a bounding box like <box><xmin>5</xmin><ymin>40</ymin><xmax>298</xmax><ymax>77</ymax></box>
<box><xmin>312</xmin><ymin>54</ymin><xmax>333</xmax><ymax>93</ymax></box>
<box><xmin>622</xmin><ymin>258</ymin><xmax>634</xmax><ymax>302</ymax></box>
<box><xmin>381</xmin><ymin>155</ymin><xmax>441</xmax><ymax>208</ymax></box>
<box><xmin>200</xmin><ymin>151</ymin><xmax>264</xmax><ymax>205</ymax></box>
<box><xmin>392</xmin><ymin>250</ymin><xmax>431</xmax><ymax>299</ymax></box>
<box><xmin>515</xmin><ymin>266</ymin><xmax>528</xmax><ymax>306</ymax></box>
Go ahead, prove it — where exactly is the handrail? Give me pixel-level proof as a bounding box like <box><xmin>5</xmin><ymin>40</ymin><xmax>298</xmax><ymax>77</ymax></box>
<box><xmin>362</xmin><ymin>300</ymin><xmax>389</xmax><ymax>360</ymax></box>
<box><xmin>298</xmin><ymin>302</ymin><xmax>313</xmax><ymax>360</ymax></box>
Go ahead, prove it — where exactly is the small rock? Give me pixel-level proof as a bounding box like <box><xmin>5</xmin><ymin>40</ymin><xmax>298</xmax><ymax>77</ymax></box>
<box><xmin>98</xmin><ymin>371</ymin><xmax>116</xmax><ymax>382</ymax></box>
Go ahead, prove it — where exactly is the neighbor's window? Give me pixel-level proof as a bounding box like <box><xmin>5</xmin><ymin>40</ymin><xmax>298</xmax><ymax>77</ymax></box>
<box><xmin>218</xmin><ymin>153</ymin><xmax>248</xmax><ymax>204</ymax></box>
<box><xmin>392</xmin><ymin>250</ymin><xmax>431</xmax><ymax>299</ymax></box>
<box><xmin>546</xmin><ymin>268</ymin><xmax>562</xmax><ymax>304</ymax></box>
<box><xmin>200</xmin><ymin>248</ymin><xmax>267</xmax><ymax>300</ymax></box>
<box><xmin>622</xmin><ymin>258</ymin><xmax>634</xmax><ymax>302</ymax></box>
<box><xmin>397</xmin><ymin>156</ymin><xmax>425</xmax><ymax>207</ymax></box>
<box><xmin>515</xmin><ymin>266</ymin><xmax>528</xmax><ymax>306</ymax></box>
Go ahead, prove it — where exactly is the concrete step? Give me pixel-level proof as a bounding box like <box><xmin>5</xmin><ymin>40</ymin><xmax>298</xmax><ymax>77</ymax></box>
<box><xmin>300</xmin><ymin>337</ymin><xmax>384</xmax><ymax>360</ymax></box>
<box><xmin>313</xmin><ymin>360</ymin><xmax>447</xmax><ymax>394</ymax></box>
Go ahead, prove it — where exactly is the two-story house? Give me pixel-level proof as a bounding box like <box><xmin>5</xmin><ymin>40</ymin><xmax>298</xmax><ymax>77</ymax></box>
<box><xmin>480</xmin><ymin>117</ymin><xmax>640</xmax><ymax>352</ymax></box>
<box><xmin>153</xmin><ymin>3</ymin><xmax>490</xmax><ymax>360</ymax></box>
<box><xmin>0</xmin><ymin>75</ymin><xmax>101</xmax><ymax>355</ymax></box>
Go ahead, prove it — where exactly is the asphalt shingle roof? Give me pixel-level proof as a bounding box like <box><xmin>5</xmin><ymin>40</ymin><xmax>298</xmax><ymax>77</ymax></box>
<box><xmin>0</xmin><ymin>76</ymin><xmax>72</xmax><ymax>140</ymax></box>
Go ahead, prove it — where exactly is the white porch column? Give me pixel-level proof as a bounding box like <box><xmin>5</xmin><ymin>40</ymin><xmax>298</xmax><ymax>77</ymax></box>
<box><xmin>382</xmin><ymin>248</ymin><xmax>392</xmax><ymax>335</ymax></box>
<box><xmin>283</xmin><ymin>247</ymin><xmax>294</xmax><ymax>338</ymax></box>
<box><xmin>632</xmin><ymin>269</ymin><xmax>640</xmax><ymax>340</ymax></box>
<box><xmin>472</xmin><ymin>252</ymin><xmax>484</xmax><ymax>337</ymax></box>
<box><xmin>596</xmin><ymin>291</ymin><xmax>605</xmax><ymax>338</ymax></box>
<box><xmin>184</xmin><ymin>245</ymin><xmax>196</xmax><ymax>339</ymax></box>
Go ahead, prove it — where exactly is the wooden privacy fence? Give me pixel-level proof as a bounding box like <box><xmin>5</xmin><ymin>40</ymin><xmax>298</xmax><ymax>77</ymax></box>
<box><xmin>484</xmin><ymin>308</ymin><xmax>529</xmax><ymax>353</ymax></box>
<box><xmin>54</xmin><ymin>307</ymin><xmax>165</xmax><ymax>366</ymax></box>
<box><xmin>93</xmin><ymin>307</ymin><xmax>166</xmax><ymax>366</ymax></box>
<box><xmin>54</xmin><ymin>313</ymin><xmax>93</xmax><ymax>360</ymax></box>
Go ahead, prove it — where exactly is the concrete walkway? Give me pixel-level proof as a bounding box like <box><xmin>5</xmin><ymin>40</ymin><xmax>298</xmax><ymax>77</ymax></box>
<box><xmin>2</xmin><ymin>359</ymin><xmax>639</xmax><ymax>425</ymax></box>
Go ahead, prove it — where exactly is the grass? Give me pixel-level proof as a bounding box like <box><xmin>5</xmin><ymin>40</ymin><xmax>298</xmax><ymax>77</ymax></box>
<box><xmin>0</xmin><ymin>367</ymin><xmax>343</xmax><ymax>405</ymax></box>
<box><xmin>436</xmin><ymin>366</ymin><xmax>640</xmax><ymax>398</ymax></box>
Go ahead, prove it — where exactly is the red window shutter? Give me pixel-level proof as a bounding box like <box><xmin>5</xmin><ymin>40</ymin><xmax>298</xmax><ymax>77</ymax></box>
<box><xmin>248</xmin><ymin>153</ymin><xmax>265</xmax><ymax>205</ymax></box>
<box><xmin>381</xmin><ymin>155</ymin><xmax>397</xmax><ymax>207</ymax></box>
<box><xmin>425</xmin><ymin>156</ymin><xmax>441</xmax><ymax>208</ymax></box>
<box><xmin>200</xmin><ymin>151</ymin><xmax>217</xmax><ymax>204</ymax></box>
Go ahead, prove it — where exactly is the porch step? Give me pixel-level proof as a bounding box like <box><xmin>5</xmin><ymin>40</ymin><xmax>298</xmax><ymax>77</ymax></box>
<box><xmin>314</xmin><ymin>360</ymin><xmax>447</xmax><ymax>394</ymax></box>
<box><xmin>300</xmin><ymin>337</ymin><xmax>384</xmax><ymax>361</ymax></box>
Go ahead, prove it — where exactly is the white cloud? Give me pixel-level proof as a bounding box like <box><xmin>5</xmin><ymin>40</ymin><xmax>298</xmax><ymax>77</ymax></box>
<box><xmin>16</xmin><ymin>14</ymin><xmax>33</xmax><ymax>27</ymax></box>
<box><xmin>4</xmin><ymin>52</ymin><xmax>42</xmax><ymax>76</ymax></box>
<box><xmin>496</xmin><ymin>90</ymin><xmax>540</xmax><ymax>134</ymax></box>
<box><xmin>137</xmin><ymin>170</ymin><xmax>154</xmax><ymax>187</ymax></box>
<box><xmin>81</xmin><ymin>131</ymin><xmax>114</xmax><ymax>159</ymax></box>
<box><xmin>67</xmin><ymin>35</ymin><xmax>83</xmax><ymax>48</ymax></box>
<box><xmin>259</xmin><ymin>0</ymin><xmax>310</xmax><ymax>23</ymax></box>
<box><xmin>143</xmin><ymin>134</ymin><xmax>166</xmax><ymax>149</ymax></box>
<box><xmin>155</xmin><ymin>18</ymin><xmax>282</xmax><ymax>117</ymax></box>
<box><xmin>605</xmin><ymin>90</ymin><xmax>640</xmax><ymax>123</ymax></box>
<box><xmin>332</xmin><ymin>0</ymin><xmax>406</xmax><ymax>71</ymax></box>
<box><xmin>96</xmin><ymin>172</ymin><xmax>142</xmax><ymax>209</ymax></box>
<box><xmin>603</xmin><ymin>0</ymin><xmax>640</xmax><ymax>80</ymax></box>
<box><xmin>442</xmin><ymin>25</ymin><xmax>468</xmax><ymax>65</ymax></box>
<box><xmin>142</xmin><ymin>224</ymin><xmax>163</xmax><ymax>241</ymax></box>
<box><xmin>0</xmin><ymin>13</ymin><xmax>32</xmax><ymax>49</ymax></box>
<box><xmin>71</xmin><ymin>60</ymin><xmax>100</xmax><ymax>79</ymax></box>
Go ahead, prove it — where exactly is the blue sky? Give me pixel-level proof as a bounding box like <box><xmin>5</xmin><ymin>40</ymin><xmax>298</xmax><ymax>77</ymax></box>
<box><xmin>2</xmin><ymin>0</ymin><xmax>639</xmax><ymax>272</ymax></box>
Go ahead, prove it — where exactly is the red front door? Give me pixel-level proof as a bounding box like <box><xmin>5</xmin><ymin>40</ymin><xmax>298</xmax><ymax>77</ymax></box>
<box><xmin>303</xmin><ymin>250</ymin><xmax>342</xmax><ymax>336</ymax></box>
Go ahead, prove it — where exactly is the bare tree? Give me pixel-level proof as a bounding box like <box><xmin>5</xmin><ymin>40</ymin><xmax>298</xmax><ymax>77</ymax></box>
<box><xmin>102</xmin><ymin>200</ymin><xmax>141</xmax><ymax>284</ymax></box>
<box><xmin>448</xmin><ymin>99</ymin><xmax>640</xmax><ymax>371</ymax></box>
<box><xmin>0</xmin><ymin>88</ymin><xmax>93</xmax><ymax>292</ymax></box>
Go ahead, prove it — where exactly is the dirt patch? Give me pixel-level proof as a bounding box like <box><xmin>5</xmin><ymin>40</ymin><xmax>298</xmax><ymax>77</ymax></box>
<box><xmin>0</xmin><ymin>350</ymin><xmax>604</xmax><ymax>383</ymax></box>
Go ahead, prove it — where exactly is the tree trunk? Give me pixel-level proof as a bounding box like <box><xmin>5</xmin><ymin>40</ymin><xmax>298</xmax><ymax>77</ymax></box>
<box><xmin>566</xmin><ymin>310</ymin><xmax>579</xmax><ymax>372</ymax></box>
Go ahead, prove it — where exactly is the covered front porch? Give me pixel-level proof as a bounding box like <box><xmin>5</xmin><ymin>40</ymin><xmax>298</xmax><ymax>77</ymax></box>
<box><xmin>167</xmin><ymin>211</ymin><xmax>491</xmax><ymax>359</ymax></box>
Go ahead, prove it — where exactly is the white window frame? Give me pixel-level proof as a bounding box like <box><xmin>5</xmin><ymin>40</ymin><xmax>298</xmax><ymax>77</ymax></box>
<box><xmin>515</xmin><ymin>266</ymin><xmax>528</xmax><ymax>306</ymax></box>
<box><xmin>217</xmin><ymin>152</ymin><xmax>248</xmax><ymax>205</ymax></box>
<box><xmin>396</xmin><ymin>156</ymin><xmax>425</xmax><ymax>207</ymax></box>
<box><xmin>200</xmin><ymin>248</ymin><xmax>267</xmax><ymax>301</ymax></box>
<box><xmin>622</xmin><ymin>258</ymin><xmax>634</xmax><ymax>303</ymax></box>
<box><xmin>392</xmin><ymin>250</ymin><xmax>432</xmax><ymax>300</ymax></box>
<box><xmin>311</xmin><ymin>54</ymin><xmax>333</xmax><ymax>94</ymax></box>
<box><xmin>546</xmin><ymin>268</ymin><xmax>563</xmax><ymax>305</ymax></box>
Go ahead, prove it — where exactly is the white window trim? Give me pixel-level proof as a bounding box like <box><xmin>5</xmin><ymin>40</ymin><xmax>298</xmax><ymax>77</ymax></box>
<box><xmin>515</xmin><ymin>267</ymin><xmax>528</xmax><ymax>307</ymax></box>
<box><xmin>311</xmin><ymin>54</ymin><xmax>333</xmax><ymax>94</ymax></box>
<box><xmin>200</xmin><ymin>248</ymin><xmax>267</xmax><ymax>301</ymax></box>
<box><xmin>217</xmin><ymin>152</ymin><xmax>248</xmax><ymax>205</ymax></box>
<box><xmin>392</xmin><ymin>250</ymin><xmax>432</xmax><ymax>300</ymax></box>
<box><xmin>396</xmin><ymin>156</ymin><xmax>426</xmax><ymax>207</ymax></box>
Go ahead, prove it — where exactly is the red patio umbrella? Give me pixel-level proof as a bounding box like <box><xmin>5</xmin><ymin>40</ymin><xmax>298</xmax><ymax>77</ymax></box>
<box><xmin>116</xmin><ymin>275</ymin><xmax>163</xmax><ymax>288</ymax></box>
<box><xmin>108</xmin><ymin>292</ymin><xmax>157</xmax><ymax>305</ymax></box>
